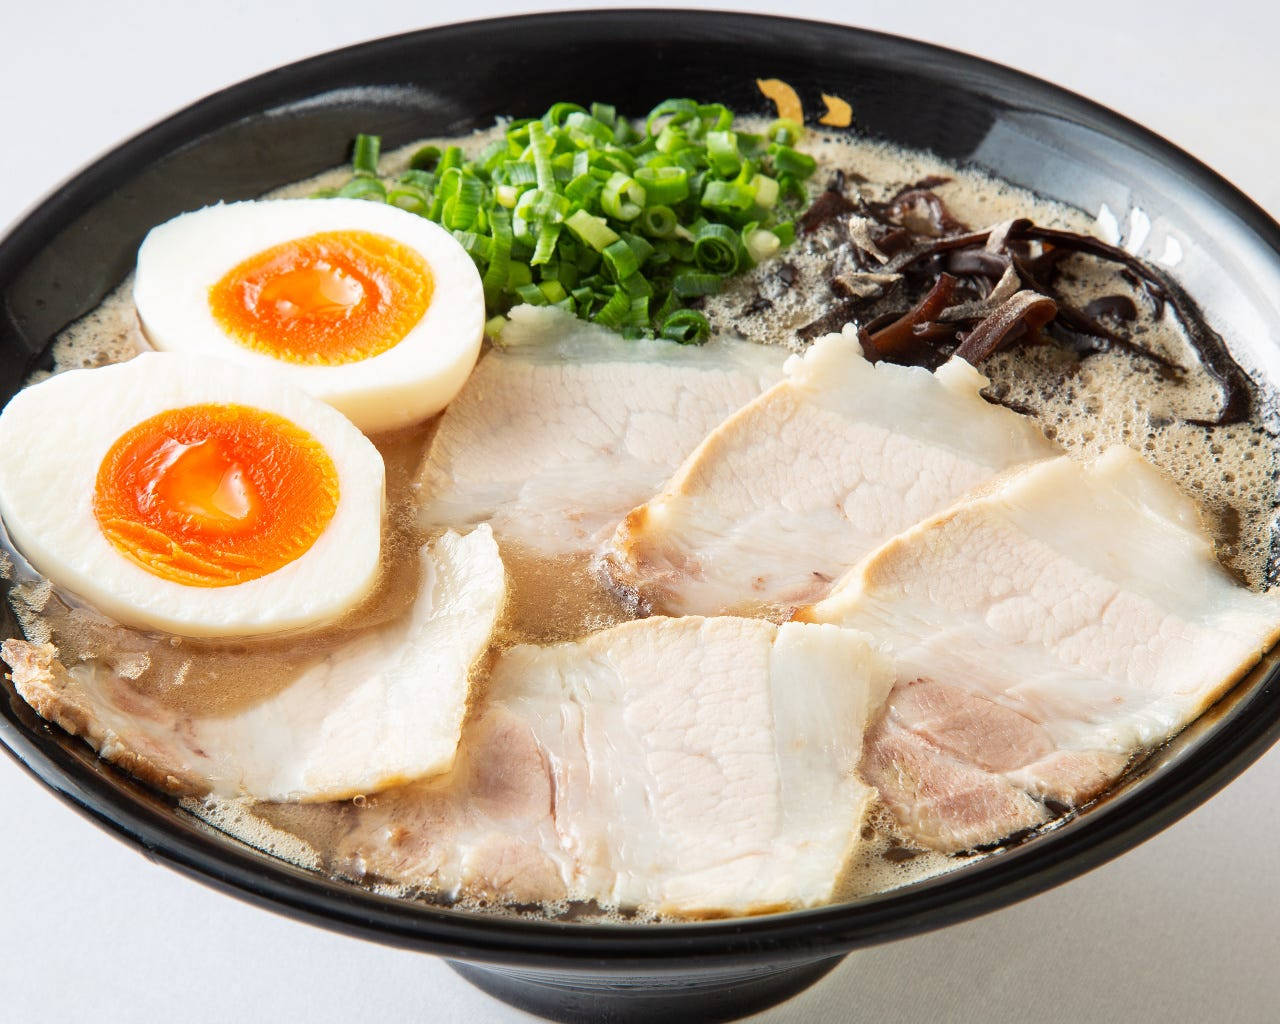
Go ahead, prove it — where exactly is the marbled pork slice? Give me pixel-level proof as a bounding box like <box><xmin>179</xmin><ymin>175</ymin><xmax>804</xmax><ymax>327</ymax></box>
<box><xmin>798</xmin><ymin>447</ymin><xmax>1280</xmax><ymax>852</ymax></box>
<box><xmin>604</xmin><ymin>324</ymin><xmax>1059</xmax><ymax>617</ymax></box>
<box><xmin>1</xmin><ymin>528</ymin><xmax>505</xmax><ymax>802</ymax></box>
<box><xmin>333</xmin><ymin>616</ymin><xmax>894</xmax><ymax>917</ymax></box>
<box><xmin>416</xmin><ymin>305</ymin><xmax>786</xmax><ymax>556</ymax></box>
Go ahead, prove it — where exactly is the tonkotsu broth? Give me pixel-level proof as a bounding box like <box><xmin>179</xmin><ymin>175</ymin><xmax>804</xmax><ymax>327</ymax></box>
<box><xmin>6</xmin><ymin>115</ymin><xmax>1278</xmax><ymax>918</ymax></box>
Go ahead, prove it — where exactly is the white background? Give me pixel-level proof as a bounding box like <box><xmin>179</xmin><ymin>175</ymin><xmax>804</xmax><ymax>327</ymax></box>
<box><xmin>3</xmin><ymin>3</ymin><xmax>1279</xmax><ymax>1021</ymax></box>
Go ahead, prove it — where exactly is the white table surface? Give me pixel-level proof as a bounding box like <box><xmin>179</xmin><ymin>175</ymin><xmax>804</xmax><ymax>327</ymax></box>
<box><xmin>3</xmin><ymin>2</ymin><xmax>1278</xmax><ymax>1021</ymax></box>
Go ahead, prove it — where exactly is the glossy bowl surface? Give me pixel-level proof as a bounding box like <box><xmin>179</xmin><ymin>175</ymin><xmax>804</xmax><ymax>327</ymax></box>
<box><xmin>3</xmin><ymin>10</ymin><xmax>1280</xmax><ymax>1008</ymax></box>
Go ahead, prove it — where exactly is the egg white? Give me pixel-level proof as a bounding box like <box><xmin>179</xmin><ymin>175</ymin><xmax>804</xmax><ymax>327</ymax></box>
<box><xmin>133</xmin><ymin>198</ymin><xmax>485</xmax><ymax>434</ymax></box>
<box><xmin>0</xmin><ymin>352</ymin><xmax>385</xmax><ymax>638</ymax></box>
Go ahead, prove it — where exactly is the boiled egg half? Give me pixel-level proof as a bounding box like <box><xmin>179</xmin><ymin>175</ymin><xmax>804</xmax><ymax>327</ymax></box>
<box><xmin>133</xmin><ymin>198</ymin><xmax>484</xmax><ymax>433</ymax></box>
<box><xmin>0</xmin><ymin>353</ymin><xmax>384</xmax><ymax>638</ymax></box>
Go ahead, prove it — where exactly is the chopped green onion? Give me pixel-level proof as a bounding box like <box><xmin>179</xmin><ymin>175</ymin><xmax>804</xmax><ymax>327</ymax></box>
<box><xmin>544</xmin><ymin>102</ymin><xmax>588</xmax><ymax>126</ymax></box>
<box><xmin>634</xmin><ymin>165</ymin><xmax>690</xmax><ymax>205</ymax></box>
<box><xmin>620</xmin><ymin>272</ymin><xmax>654</xmax><ymax>298</ymax></box>
<box><xmin>399</xmin><ymin>169</ymin><xmax>435</xmax><ymax>189</ymax></box>
<box><xmin>539</xmin><ymin>279</ymin><xmax>568</xmax><ymax>303</ymax></box>
<box><xmin>751</xmin><ymin>174</ymin><xmax>780</xmax><ymax>209</ymax></box>
<box><xmin>528</xmin><ymin>121</ymin><xmax>556</xmax><ymax>192</ymax></box>
<box><xmin>516</xmin><ymin>282</ymin><xmax>549</xmax><ymax>306</ymax></box>
<box><xmin>593</xmin><ymin>286</ymin><xmax>632</xmax><ymax>328</ymax></box>
<box><xmin>565</xmin><ymin>209</ymin><xmax>620</xmax><ymax>252</ymax></box>
<box><xmin>337</xmin><ymin>177</ymin><xmax>386</xmax><ymax>201</ymax></box>
<box><xmin>744</xmin><ymin>226</ymin><xmax>781</xmax><ymax>264</ymax></box>
<box><xmin>622</xmin><ymin>232</ymin><xmax>655</xmax><ymax>264</ymax></box>
<box><xmin>646</xmin><ymin>97</ymin><xmax>699</xmax><ymax>137</ymax></box>
<box><xmin>768</xmin><ymin>119</ymin><xmax>804</xmax><ymax>146</ymax></box>
<box><xmin>452</xmin><ymin>230</ymin><xmax>493</xmax><ymax>261</ymax></box>
<box><xmin>565</xmin><ymin>112</ymin><xmax>613</xmax><ymax>146</ymax></box>
<box><xmin>503</xmin><ymin>162</ymin><xmax>538</xmax><ymax>186</ymax></box>
<box><xmin>655</xmin><ymin>124</ymin><xmax>690</xmax><ymax>155</ymax></box>
<box><xmin>697</xmin><ymin>103</ymin><xmax>734</xmax><ymax>132</ymax></box>
<box><xmin>701</xmin><ymin>179</ymin><xmax>756</xmax><ymax>213</ymax></box>
<box><xmin>506</xmin><ymin>261</ymin><xmax>533</xmax><ymax>290</ymax></box>
<box><xmin>768</xmin><ymin>143</ymin><xmax>817</xmax><ymax>179</ymax></box>
<box><xmin>672</xmin><ymin>271</ymin><xmax>723</xmax><ymax>297</ymax></box>
<box><xmin>532</xmin><ymin>223</ymin><xmax>562</xmax><ymax>266</ymax></box>
<box><xmin>352</xmin><ymin>134</ymin><xmax>381</xmax><ymax>176</ymax></box>
<box><xmin>565</xmin><ymin>172</ymin><xmax>603</xmax><ymax>204</ymax></box>
<box><xmin>387</xmin><ymin>186</ymin><xmax>429</xmax><ymax>215</ymax></box>
<box><xmin>601</xmin><ymin>172</ymin><xmax>645</xmax><ymax>221</ymax></box>
<box><xmin>409</xmin><ymin>145</ymin><xmax>442</xmax><ymax>171</ymax></box>
<box><xmin>705</xmin><ymin>131</ymin><xmax>741</xmax><ymax>176</ymax></box>
<box><xmin>447</xmin><ymin>174</ymin><xmax>485</xmax><ymax>230</ymax></box>
<box><xmin>601</xmin><ymin>238</ymin><xmax>640</xmax><ymax>281</ymax></box>
<box><xmin>437</xmin><ymin>146</ymin><xmax>464</xmax><ymax>174</ymax></box>
<box><xmin>660</xmin><ymin>308</ymin><xmax>711</xmax><ymax>344</ymax></box>
<box><xmin>692</xmin><ymin>222</ymin><xmax>745</xmax><ymax>274</ymax></box>
<box><xmin>327</xmin><ymin>97</ymin><xmax>817</xmax><ymax>342</ymax></box>
<box><xmin>483</xmin><ymin>207</ymin><xmax>513</xmax><ymax>306</ymax></box>
<box><xmin>639</xmin><ymin>204</ymin><xmax>678</xmax><ymax>238</ymax></box>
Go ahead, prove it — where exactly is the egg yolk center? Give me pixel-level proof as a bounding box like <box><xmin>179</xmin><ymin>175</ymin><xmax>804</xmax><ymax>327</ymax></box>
<box><xmin>150</xmin><ymin>438</ymin><xmax>262</xmax><ymax>530</ymax></box>
<box><xmin>208</xmin><ymin>230</ymin><xmax>433</xmax><ymax>365</ymax></box>
<box><xmin>257</xmin><ymin>262</ymin><xmax>367</xmax><ymax>321</ymax></box>
<box><xmin>93</xmin><ymin>404</ymin><xmax>340</xmax><ymax>588</ymax></box>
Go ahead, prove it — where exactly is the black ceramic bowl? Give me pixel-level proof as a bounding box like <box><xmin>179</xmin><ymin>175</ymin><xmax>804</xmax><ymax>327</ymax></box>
<box><xmin>4</xmin><ymin>11</ymin><xmax>1280</xmax><ymax>1024</ymax></box>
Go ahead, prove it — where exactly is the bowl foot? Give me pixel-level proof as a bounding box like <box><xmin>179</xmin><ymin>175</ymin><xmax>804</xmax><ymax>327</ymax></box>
<box><xmin>447</xmin><ymin>954</ymin><xmax>845</xmax><ymax>1023</ymax></box>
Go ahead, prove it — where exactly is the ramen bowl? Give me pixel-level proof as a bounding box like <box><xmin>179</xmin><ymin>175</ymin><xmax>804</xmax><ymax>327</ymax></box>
<box><xmin>3</xmin><ymin>12</ymin><xmax>1280</xmax><ymax>1023</ymax></box>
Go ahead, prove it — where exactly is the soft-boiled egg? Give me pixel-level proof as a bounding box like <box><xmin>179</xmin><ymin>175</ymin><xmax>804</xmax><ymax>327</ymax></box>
<box><xmin>0</xmin><ymin>352</ymin><xmax>384</xmax><ymax>638</ymax></box>
<box><xmin>133</xmin><ymin>198</ymin><xmax>484</xmax><ymax>433</ymax></box>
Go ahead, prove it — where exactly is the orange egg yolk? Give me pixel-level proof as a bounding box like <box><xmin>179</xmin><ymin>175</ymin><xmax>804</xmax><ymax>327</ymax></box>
<box><xmin>93</xmin><ymin>404</ymin><xmax>340</xmax><ymax>587</ymax></box>
<box><xmin>208</xmin><ymin>230</ymin><xmax>433</xmax><ymax>365</ymax></box>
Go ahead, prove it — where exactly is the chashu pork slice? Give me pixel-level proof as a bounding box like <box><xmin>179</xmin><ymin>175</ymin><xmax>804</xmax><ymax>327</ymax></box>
<box><xmin>334</xmin><ymin>615</ymin><xmax>894</xmax><ymax>917</ymax></box>
<box><xmin>797</xmin><ymin>447</ymin><xmax>1280</xmax><ymax>853</ymax></box>
<box><xmin>605</xmin><ymin>324</ymin><xmax>1059</xmax><ymax>616</ymax></box>
<box><xmin>1</xmin><ymin>528</ymin><xmax>505</xmax><ymax>802</ymax></box>
<box><xmin>417</xmin><ymin>305</ymin><xmax>785</xmax><ymax>556</ymax></box>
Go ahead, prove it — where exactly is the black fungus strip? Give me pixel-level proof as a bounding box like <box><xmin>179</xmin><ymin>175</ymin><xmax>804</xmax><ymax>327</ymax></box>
<box><xmin>877</xmin><ymin>220</ymin><xmax>1252</xmax><ymax>425</ymax></box>
<box><xmin>946</xmin><ymin>249</ymin><xmax>1009</xmax><ymax>278</ymax></box>
<box><xmin>782</xmin><ymin>181</ymin><xmax>1258</xmax><ymax>426</ymax></box>
<box><xmin>953</xmin><ymin>291</ymin><xmax>1058</xmax><ymax>364</ymax></box>
<box><xmin>861</xmin><ymin>274</ymin><xmax>958</xmax><ymax>362</ymax></box>
<box><xmin>870</xmin><ymin>187</ymin><xmax>965</xmax><ymax>238</ymax></box>
<box><xmin>799</xmin><ymin>189</ymin><xmax>857</xmax><ymax>235</ymax></box>
<box><xmin>1006</xmin><ymin>251</ymin><xmax>1181</xmax><ymax>374</ymax></box>
<box><xmin>1083</xmin><ymin>295</ymin><xmax>1138</xmax><ymax>322</ymax></box>
<box><xmin>1017</xmin><ymin>225</ymin><xmax>1252</xmax><ymax>424</ymax></box>
<box><xmin>798</xmin><ymin>299</ymin><xmax>865</xmax><ymax>342</ymax></box>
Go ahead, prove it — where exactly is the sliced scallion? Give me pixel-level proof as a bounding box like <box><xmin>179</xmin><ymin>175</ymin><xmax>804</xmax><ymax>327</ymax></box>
<box><xmin>409</xmin><ymin>145</ymin><xmax>442</xmax><ymax>171</ymax></box>
<box><xmin>565</xmin><ymin>209</ymin><xmax>620</xmax><ymax>253</ymax></box>
<box><xmin>601</xmin><ymin>172</ymin><xmax>645</xmax><ymax>221</ymax></box>
<box><xmin>660</xmin><ymin>308</ymin><xmax>711</xmax><ymax>344</ymax></box>
<box><xmin>324</xmin><ymin>97</ymin><xmax>817</xmax><ymax>342</ymax></box>
<box><xmin>352</xmin><ymin>133</ymin><xmax>381</xmax><ymax>176</ymax></box>
<box><xmin>692</xmin><ymin>222</ymin><xmax>745</xmax><ymax>275</ymax></box>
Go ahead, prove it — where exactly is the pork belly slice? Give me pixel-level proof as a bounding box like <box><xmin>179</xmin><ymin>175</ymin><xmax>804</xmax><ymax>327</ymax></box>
<box><xmin>605</xmin><ymin>324</ymin><xmax>1058</xmax><ymax>617</ymax></box>
<box><xmin>417</xmin><ymin>305</ymin><xmax>785</xmax><ymax>556</ymax></box>
<box><xmin>798</xmin><ymin>447</ymin><xmax>1280</xmax><ymax>852</ymax></box>
<box><xmin>334</xmin><ymin>616</ymin><xmax>894</xmax><ymax>917</ymax></box>
<box><xmin>1</xmin><ymin>528</ymin><xmax>505</xmax><ymax>802</ymax></box>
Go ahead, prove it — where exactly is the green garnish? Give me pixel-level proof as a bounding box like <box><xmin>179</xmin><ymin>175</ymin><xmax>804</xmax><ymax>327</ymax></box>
<box><xmin>322</xmin><ymin>100</ymin><xmax>816</xmax><ymax>342</ymax></box>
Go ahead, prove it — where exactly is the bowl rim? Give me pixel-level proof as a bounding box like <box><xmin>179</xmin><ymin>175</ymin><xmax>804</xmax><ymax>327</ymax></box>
<box><xmin>3</xmin><ymin>8</ymin><xmax>1280</xmax><ymax>971</ymax></box>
